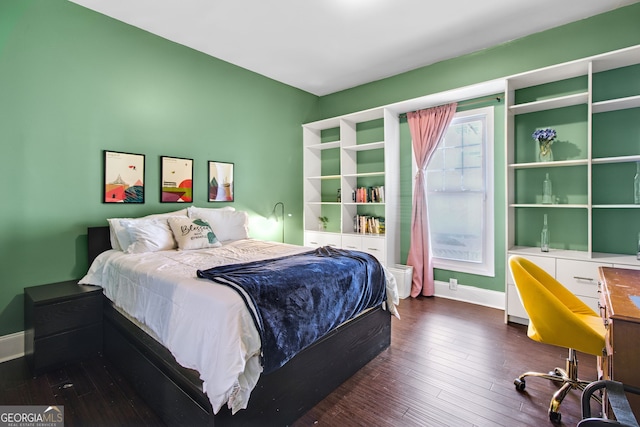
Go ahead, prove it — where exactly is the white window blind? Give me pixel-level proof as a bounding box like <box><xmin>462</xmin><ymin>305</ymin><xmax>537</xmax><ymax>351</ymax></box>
<box><xmin>424</xmin><ymin>106</ymin><xmax>495</xmax><ymax>276</ymax></box>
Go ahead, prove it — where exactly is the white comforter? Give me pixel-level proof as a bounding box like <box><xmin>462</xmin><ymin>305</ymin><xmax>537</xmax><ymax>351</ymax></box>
<box><xmin>79</xmin><ymin>239</ymin><xmax>399</xmax><ymax>414</ymax></box>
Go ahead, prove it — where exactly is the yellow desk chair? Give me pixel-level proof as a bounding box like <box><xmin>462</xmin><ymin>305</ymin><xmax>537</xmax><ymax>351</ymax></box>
<box><xmin>508</xmin><ymin>255</ymin><xmax>606</xmax><ymax>423</ymax></box>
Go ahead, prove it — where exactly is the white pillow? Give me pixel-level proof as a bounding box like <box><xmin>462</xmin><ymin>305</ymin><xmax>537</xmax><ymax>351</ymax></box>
<box><xmin>120</xmin><ymin>218</ymin><xmax>177</xmax><ymax>253</ymax></box>
<box><xmin>188</xmin><ymin>208</ymin><xmax>249</xmax><ymax>241</ymax></box>
<box><xmin>168</xmin><ymin>217</ymin><xmax>222</xmax><ymax>250</ymax></box>
<box><xmin>187</xmin><ymin>206</ymin><xmax>235</xmax><ymax>217</ymax></box>
<box><xmin>107</xmin><ymin>218</ymin><xmax>129</xmax><ymax>251</ymax></box>
<box><xmin>145</xmin><ymin>208</ymin><xmax>188</xmax><ymax>219</ymax></box>
<box><xmin>108</xmin><ymin>209</ymin><xmax>188</xmax><ymax>251</ymax></box>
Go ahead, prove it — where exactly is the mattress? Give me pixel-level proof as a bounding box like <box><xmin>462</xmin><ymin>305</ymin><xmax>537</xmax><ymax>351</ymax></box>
<box><xmin>79</xmin><ymin>239</ymin><xmax>399</xmax><ymax>414</ymax></box>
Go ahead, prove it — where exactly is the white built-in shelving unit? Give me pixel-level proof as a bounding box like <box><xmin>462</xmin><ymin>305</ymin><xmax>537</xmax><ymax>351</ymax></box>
<box><xmin>302</xmin><ymin>108</ymin><xmax>399</xmax><ymax>266</ymax></box>
<box><xmin>505</xmin><ymin>44</ymin><xmax>640</xmax><ymax>324</ymax></box>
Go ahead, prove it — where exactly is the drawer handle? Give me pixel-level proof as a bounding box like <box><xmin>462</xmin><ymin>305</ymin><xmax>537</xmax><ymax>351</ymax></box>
<box><xmin>367</xmin><ymin>248</ymin><xmax>379</xmax><ymax>251</ymax></box>
<box><xmin>573</xmin><ymin>276</ymin><xmax>594</xmax><ymax>282</ymax></box>
<box><xmin>345</xmin><ymin>245</ymin><xmax>358</xmax><ymax>249</ymax></box>
<box><xmin>309</xmin><ymin>241</ymin><xmax>318</xmax><ymax>245</ymax></box>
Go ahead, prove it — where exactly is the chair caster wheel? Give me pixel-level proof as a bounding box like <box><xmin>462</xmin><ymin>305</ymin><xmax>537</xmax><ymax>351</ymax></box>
<box><xmin>514</xmin><ymin>378</ymin><xmax>526</xmax><ymax>391</ymax></box>
<box><xmin>549</xmin><ymin>411</ymin><xmax>561</xmax><ymax>423</ymax></box>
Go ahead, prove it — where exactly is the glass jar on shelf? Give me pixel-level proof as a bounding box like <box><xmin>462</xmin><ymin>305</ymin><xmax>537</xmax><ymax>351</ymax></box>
<box><xmin>541</xmin><ymin>214</ymin><xmax>549</xmax><ymax>252</ymax></box>
<box><xmin>542</xmin><ymin>173</ymin><xmax>553</xmax><ymax>204</ymax></box>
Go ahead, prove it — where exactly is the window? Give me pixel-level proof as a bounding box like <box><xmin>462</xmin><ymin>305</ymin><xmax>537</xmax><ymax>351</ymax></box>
<box><xmin>423</xmin><ymin>106</ymin><xmax>494</xmax><ymax>276</ymax></box>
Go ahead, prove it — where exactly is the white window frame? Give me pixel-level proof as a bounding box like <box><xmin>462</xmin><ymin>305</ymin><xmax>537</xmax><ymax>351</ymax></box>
<box><xmin>412</xmin><ymin>106</ymin><xmax>495</xmax><ymax>277</ymax></box>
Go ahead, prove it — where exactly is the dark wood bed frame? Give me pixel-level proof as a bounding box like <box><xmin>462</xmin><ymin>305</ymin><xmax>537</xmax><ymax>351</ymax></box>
<box><xmin>87</xmin><ymin>226</ymin><xmax>392</xmax><ymax>426</ymax></box>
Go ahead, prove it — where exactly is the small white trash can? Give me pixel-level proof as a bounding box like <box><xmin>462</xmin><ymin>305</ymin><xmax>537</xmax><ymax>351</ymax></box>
<box><xmin>388</xmin><ymin>264</ymin><xmax>413</xmax><ymax>299</ymax></box>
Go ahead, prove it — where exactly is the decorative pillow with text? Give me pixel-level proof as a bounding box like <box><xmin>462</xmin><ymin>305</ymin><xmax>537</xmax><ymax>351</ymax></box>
<box><xmin>168</xmin><ymin>217</ymin><xmax>222</xmax><ymax>250</ymax></box>
<box><xmin>188</xmin><ymin>208</ymin><xmax>249</xmax><ymax>241</ymax></box>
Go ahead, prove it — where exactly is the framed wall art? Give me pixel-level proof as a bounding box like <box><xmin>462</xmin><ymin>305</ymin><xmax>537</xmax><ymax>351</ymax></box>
<box><xmin>161</xmin><ymin>156</ymin><xmax>193</xmax><ymax>203</ymax></box>
<box><xmin>208</xmin><ymin>161</ymin><xmax>234</xmax><ymax>202</ymax></box>
<box><xmin>103</xmin><ymin>150</ymin><xmax>145</xmax><ymax>203</ymax></box>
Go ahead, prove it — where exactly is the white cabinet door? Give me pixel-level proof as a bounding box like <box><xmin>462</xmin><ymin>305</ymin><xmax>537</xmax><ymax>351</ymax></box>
<box><xmin>506</xmin><ymin>284</ymin><xmax>528</xmax><ymax>321</ymax></box>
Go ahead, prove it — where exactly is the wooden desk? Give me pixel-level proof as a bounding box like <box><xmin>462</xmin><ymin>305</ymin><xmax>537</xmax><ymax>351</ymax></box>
<box><xmin>598</xmin><ymin>266</ymin><xmax>640</xmax><ymax>419</ymax></box>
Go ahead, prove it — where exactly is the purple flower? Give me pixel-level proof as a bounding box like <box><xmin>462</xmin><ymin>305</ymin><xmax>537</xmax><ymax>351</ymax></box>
<box><xmin>532</xmin><ymin>128</ymin><xmax>557</xmax><ymax>143</ymax></box>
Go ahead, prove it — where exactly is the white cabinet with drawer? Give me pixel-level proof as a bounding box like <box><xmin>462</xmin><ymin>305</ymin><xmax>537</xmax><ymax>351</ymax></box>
<box><xmin>556</xmin><ymin>259</ymin><xmax>611</xmax><ymax>313</ymax></box>
<box><xmin>341</xmin><ymin>234</ymin><xmax>386</xmax><ymax>264</ymax></box>
<box><xmin>304</xmin><ymin>231</ymin><xmax>341</xmax><ymax>249</ymax></box>
<box><xmin>506</xmin><ymin>253</ymin><xmax>610</xmax><ymax>324</ymax></box>
<box><xmin>340</xmin><ymin>234</ymin><xmax>362</xmax><ymax>251</ymax></box>
<box><xmin>360</xmin><ymin>236</ymin><xmax>386</xmax><ymax>264</ymax></box>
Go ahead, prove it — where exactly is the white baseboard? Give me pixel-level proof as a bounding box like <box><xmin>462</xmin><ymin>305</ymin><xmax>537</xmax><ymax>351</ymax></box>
<box><xmin>434</xmin><ymin>280</ymin><xmax>505</xmax><ymax>310</ymax></box>
<box><xmin>0</xmin><ymin>331</ymin><xmax>24</xmax><ymax>363</ymax></box>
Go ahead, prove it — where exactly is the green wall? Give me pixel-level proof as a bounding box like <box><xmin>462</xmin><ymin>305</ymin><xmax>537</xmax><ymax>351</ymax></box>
<box><xmin>318</xmin><ymin>3</ymin><xmax>640</xmax><ymax>292</ymax></box>
<box><xmin>0</xmin><ymin>0</ymin><xmax>318</xmax><ymax>335</ymax></box>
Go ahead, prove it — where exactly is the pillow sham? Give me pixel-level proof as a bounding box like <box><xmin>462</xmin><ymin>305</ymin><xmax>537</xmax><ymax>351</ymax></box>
<box><xmin>168</xmin><ymin>217</ymin><xmax>222</xmax><ymax>250</ymax></box>
<box><xmin>145</xmin><ymin>208</ymin><xmax>188</xmax><ymax>219</ymax></box>
<box><xmin>107</xmin><ymin>218</ymin><xmax>129</xmax><ymax>251</ymax></box>
<box><xmin>186</xmin><ymin>206</ymin><xmax>235</xmax><ymax>218</ymax></box>
<box><xmin>188</xmin><ymin>208</ymin><xmax>249</xmax><ymax>241</ymax></box>
<box><xmin>120</xmin><ymin>218</ymin><xmax>177</xmax><ymax>254</ymax></box>
<box><xmin>108</xmin><ymin>208</ymin><xmax>188</xmax><ymax>251</ymax></box>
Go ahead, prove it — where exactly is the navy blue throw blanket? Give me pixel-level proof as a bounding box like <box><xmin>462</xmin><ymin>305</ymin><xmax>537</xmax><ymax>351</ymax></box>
<box><xmin>196</xmin><ymin>246</ymin><xmax>386</xmax><ymax>374</ymax></box>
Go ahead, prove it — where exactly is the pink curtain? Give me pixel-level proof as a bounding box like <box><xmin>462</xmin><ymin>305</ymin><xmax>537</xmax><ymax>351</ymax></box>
<box><xmin>406</xmin><ymin>103</ymin><xmax>457</xmax><ymax>297</ymax></box>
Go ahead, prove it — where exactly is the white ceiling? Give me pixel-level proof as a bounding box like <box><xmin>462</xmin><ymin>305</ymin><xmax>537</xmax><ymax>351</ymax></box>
<box><xmin>68</xmin><ymin>0</ymin><xmax>638</xmax><ymax>96</ymax></box>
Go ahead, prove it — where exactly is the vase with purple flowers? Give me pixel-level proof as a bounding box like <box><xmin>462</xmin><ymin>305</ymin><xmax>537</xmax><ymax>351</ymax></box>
<box><xmin>533</xmin><ymin>128</ymin><xmax>556</xmax><ymax>162</ymax></box>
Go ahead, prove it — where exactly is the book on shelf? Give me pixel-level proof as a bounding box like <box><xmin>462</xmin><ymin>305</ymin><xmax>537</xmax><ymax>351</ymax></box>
<box><xmin>353</xmin><ymin>215</ymin><xmax>385</xmax><ymax>235</ymax></box>
<box><xmin>353</xmin><ymin>186</ymin><xmax>384</xmax><ymax>203</ymax></box>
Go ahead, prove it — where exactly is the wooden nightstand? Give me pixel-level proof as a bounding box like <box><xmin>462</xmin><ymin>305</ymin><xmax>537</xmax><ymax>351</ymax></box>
<box><xmin>24</xmin><ymin>280</ymin><xmax>103</xmax><ymax>375</ymax></box>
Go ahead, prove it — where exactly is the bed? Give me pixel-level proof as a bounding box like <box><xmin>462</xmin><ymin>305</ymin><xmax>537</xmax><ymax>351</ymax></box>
<box><xmin>81</xmin><ymin>208</ymin><xmax>397</xmax><ymax>426</ymax></box>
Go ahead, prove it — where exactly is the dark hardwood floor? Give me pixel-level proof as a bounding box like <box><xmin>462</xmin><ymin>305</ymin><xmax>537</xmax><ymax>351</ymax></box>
<box><xmin>0</xmin><ymin>297</ymin><xmax>599</xmax><ymax>426</ymax></box>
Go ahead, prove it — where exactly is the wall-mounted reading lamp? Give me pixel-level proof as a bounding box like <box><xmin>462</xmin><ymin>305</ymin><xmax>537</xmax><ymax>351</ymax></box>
<box><xmin>270</xmin><ymin>201</ymin><xmax>285</xmax><ymax>243</ymax></box>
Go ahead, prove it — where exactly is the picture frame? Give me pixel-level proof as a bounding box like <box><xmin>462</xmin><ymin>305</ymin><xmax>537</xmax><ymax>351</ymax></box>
<box><xmin>161</xmin><ymin>156</ymin><xmax>193</xmax><ymax>203</ymax></box>
<box><xmin>103</xmin><ymin>150</ymin><xmax>145</xmax><ymax>203</ymax></box>
<box><xmin>208</xmin><ymin>161</ymin><xmax>234</xmax><ymax>202</ymax></box>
